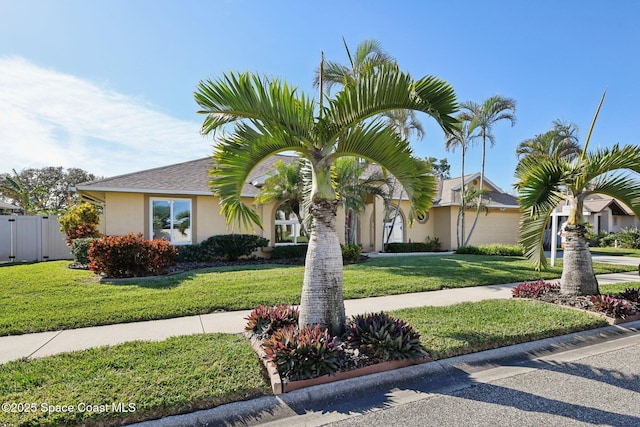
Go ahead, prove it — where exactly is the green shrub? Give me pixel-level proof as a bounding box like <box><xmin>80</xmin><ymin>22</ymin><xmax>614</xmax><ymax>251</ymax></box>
<box><xmin>270</xmin><ymin>244</ymin><xmax>308</xmax><ymax>260</ymax></box>
<box><xmin>245</xmin><ymin>304</ymin><xmax>299</xmax><ymax>336</ymax></box>
<box><xmin>175</xmin><ymin>244</ymin><xmax>211</xmax><ymax>262</ymax></box>
<box><xmin>200</xmin><ymin>234</ymin><xmax>269</xmax><ymax>261</ymax></box>
<box><xmin>59</xmin><ymin>202</ymin><xmax>101</xmax><ymax>245</ymax></box>
<box><xmin>385</xmin><ymin>237</ymin><xmax>441</xmax><ymax>253</ymax></box>
<box><xmin>612</xmin><ymin>227</ymin><xmax>640</xmax><ymax>249</ymax></box>
<box><xmin>341</xmin><ymin>243</ymin><xmax>362</xmax><ymax>263</ymax></box>
<box><xmin>346</xmin><ymin>312</ymin><xmax>427</xmax><ymax>362</ymax></box>
<box><xmin>69</xmin><ymin>237</ymin><xmax>98</xmax><ymax>265</ymax></box>
<box><xmin>456</xmin><ymin>244</ymin><xmax>523</xmax><ymax>256</ymax></box>
<box><xmin>88</xmin><ymin>233</ymin><xmax>177</xmax><ymax>278</ymax></box>
<box><xmin>263</xmin><ymin>325</ymin><xmax>339</xmax><ymax>380</ymax></box>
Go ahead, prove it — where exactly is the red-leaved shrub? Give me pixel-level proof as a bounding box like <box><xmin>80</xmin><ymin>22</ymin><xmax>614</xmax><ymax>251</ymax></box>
<box><xmin>88</xmin><ymin>233</ymin><xmax>177</xmax><ymax>278</ymax></box>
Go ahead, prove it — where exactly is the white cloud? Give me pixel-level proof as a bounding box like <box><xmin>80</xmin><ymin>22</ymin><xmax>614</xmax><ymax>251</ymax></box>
<box><xmin>0</xmin><ymin>56</ymin><xmax>212</xmax><ymax>177</ymax></box>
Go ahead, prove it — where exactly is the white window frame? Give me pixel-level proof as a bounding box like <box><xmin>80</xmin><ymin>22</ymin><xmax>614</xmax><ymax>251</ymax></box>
<box><xmin>150</xmin><ymin>197</ymin><xmax>192</xmax><ymax>245</ymax></box>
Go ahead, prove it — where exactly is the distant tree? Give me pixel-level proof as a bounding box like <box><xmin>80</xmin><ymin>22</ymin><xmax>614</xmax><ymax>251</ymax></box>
<box><xmin>0</xmin><ymin>167</ymin><xmax>99</xmax><ymax>214</ymax></box>
<box><xmin>422</xmin><ymin>157</ymin><xmax>451</xmax><ymax>180</ymax></box>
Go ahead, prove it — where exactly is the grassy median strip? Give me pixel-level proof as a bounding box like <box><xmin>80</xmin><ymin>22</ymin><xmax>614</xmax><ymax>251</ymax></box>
<box><xmin>0</xmin><ymin>255</ymin><xmax>633</xmax><ymax>336</ymax></box>
<box><xmin>0</xmin><ymin>298</ymin><xmax>612</xmax><ymax>427</ymax></box>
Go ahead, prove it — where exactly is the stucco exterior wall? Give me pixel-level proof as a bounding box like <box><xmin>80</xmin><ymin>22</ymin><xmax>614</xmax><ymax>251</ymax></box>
<box><xmin>104</xmin><ymin>192</ymin><xmax>145</xmax><ymax>236</ymax></box>
<box><xmin>462</xmin><ymin>208</ymin><xmax>520</xmax><ymax>247</ymax></box>
<box><xmin>431</xmin><ymin>207</ymin><xmax>454</xmax><ymax>250</ymax></box>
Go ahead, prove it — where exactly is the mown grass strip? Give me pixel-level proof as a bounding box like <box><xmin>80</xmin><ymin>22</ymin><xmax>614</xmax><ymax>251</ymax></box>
<box><xmin>0</xmin><ymin>299</ymin><xmax>611</xmax><ymax>427</ymax></box>
<box><xmin>0</xmin><ymin>256</ymin><xmax>632</xmax><ymax>335</ymax></box>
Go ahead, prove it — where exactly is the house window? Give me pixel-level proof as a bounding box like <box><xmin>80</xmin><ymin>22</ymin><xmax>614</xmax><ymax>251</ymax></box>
<box><xmin>151</xmin><ymin>198</ymin><xmax>192</xmax><ymax>245</ymax></box>
<box><xmin>274</xmin><ymin>202</ymin><xmax>304</xmax><ymax>245</ymax></box>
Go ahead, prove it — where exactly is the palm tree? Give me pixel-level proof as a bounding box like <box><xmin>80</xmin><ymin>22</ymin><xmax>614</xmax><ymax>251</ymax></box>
<box><xmin>0</xmin><ymin>169</ymin><xmax>47</xmax><ymax>215</ymax></box>
<box><xmin>382</xmin><ymin>109</ymin><xmax>426</xmax><ymax>246</ymax></box>
<box><xmin>254</xmin><ymin>159</ymin><xmax>309</xmax><ymax>237</ymax></box>
<box><xmin>515</xmin><ymin>93</ymin><xmax>640</xmax><ymax>295</ymax></box>
<box><xmin>334</xmin><ymin>157</ymin><xmax>389</xmax><ymax>244</ymax></box>
<box><xmin>516</xmin><ymin>119</ymin><xmax>580</xmax><ymax>161</ymax></box>
<box><xmin>445</xmin><ymin>119</ymin><xmax>475</xmax><ymax>247</ymax></box>
<box><xmin>459</xmin><ymin>95</ymin><xmax>516</xmax><ymax>242</ymax></box>
<box><xmin>195</xmin><ymin>61</ymin><xmax>457</xmax><ymax>334</ymax></box>
<box><xmin>313</xmin><ymin>38</ymin><xmax>394</xmax><ymax>94</ymax></box>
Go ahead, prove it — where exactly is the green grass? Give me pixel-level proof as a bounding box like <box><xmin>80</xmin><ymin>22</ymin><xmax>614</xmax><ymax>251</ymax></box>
<box><xmin>600</xmin><ymin>282</ymin><xmax>640</xmax><ymax>294</ymax></box>
<box><xmin>0</xmin><ymin>299</ymin><xmax>611</xmax><ymax>427</ymax></box>
<box><xmin>395</xmin><ymin>299</ymin><xmax>608</xmax><ymax>360</ymax></box>
<box><xmin>0</xmin><ymin>334</ymin><xmax>269</xmax><ymax>427</ymax></box>
<box><xmin>590</xmin><ymin>247</ymin><xmax>640</xmax><ymax>257</ymax></box>
<box><xmin>0</xmin><ymin>255</ymin><xmax>633</xmax><ymax>336</ymax></box>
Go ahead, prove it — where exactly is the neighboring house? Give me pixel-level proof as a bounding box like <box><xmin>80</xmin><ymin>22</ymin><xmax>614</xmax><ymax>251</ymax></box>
<box><xmin>582</xmin><ymin>194</ymin><xmax>640</xmax><ymax>233</ymax></box>
<box><xmin>75</xmin><ymin>157</ymin><xmax>521</xmax><ymax>253</ymax></box>
<box><xmin>430</xmin><ymin>173</ymin><xmax>521</xmax><ymax>249</ymax></box>
<box><xmin>0</xmin><ymin>201</ymin><xmax>20</xmax><ymax>215</ymax></box>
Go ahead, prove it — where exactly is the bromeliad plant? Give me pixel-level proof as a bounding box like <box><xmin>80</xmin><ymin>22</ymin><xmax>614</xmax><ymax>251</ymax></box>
<box><xmin>512</xmin><ymin>280</ymin><xmax>560</xmax><ymax>298</ymax></box>
<box><xmin>346</xmin><ymin>312</ymin><xmax>427</xmax><ymax>362</ymax></box>
<box><xmin>589</xmin><ymin>294</ymin><xmax>637</xmax><ymax>319</ymax></box>
<box><xmin>262</xmin><ymin>325</ymin><xmax>340</xmax><ymax>380</ymax></box>
<box><xmin>245</xmin><ymin>304</ymin><xmax>300</xmax><ymax>337</ymax></box>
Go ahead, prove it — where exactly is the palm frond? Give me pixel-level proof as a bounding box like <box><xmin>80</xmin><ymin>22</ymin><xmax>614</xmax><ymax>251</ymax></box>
<box><xmin>195</xmin><ymin>71</ymin><xmax>316</xmax><ymax>143</ymax></box>
<box><xmin>332</xmin><ymin>121</ymin><xmax>435</xmax><ymax>222</ymax></box>
<box><xmin>326</xmin><ymin>63</ymin><xmax>458</xmax><ymax>135</ymax></box>
<box><xmin>210</xmin><ymin>123</ymin><xmax>310</xmax><ymax>230</ymax></box>
<box><xmin>519</xmin><ymin>210</ymin><xmax>553</xmax><ymax>271</ymax></box>
<box><xmin>515</xmin><ymin>158</ymin><xmax>567</xmax><ymax>216</ymax></box>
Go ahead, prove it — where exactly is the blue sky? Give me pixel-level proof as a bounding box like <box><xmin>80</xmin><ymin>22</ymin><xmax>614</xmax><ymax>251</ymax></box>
<box><xmin>1</xmin><ymin>0</ymin><xmax>639</xmax><ymax>193</ymax></box>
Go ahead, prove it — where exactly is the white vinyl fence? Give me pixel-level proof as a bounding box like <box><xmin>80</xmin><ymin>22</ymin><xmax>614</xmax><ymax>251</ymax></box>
<box><xmin>0</xmin><ymin>215</ymin><xmax>72</xmax><ymax>262</ymax></box>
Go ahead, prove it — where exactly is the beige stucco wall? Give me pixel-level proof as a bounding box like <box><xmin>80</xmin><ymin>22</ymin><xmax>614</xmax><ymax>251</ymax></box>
<box><xmin>104</xmin><ymin>192</ymin><xmax>145</xmax><ymax>236</ymax></box>
<box><xmin>431</xmin><ymin>207</ymin><xmax>454</xmax><ymax>250</ymax></box>
<box><xmin>462</xmin><ymin>208</ymin><xmax>521</xmax><ymax>247</ymax></box>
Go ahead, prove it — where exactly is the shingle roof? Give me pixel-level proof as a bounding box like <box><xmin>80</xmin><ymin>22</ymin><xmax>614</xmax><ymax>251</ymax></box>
<box><xmin>434</xmin><ymin>173</ymin><xmax>519</xmax><ymax>208</ymax></box>
<box><xmin>76</xmin><ymin>155</ymin><xmax>298</xmax><ymax>197</ymax></box>
<box><xmin>76</xmin><ymin>157</ymin><xmax>519</xmax><ymax>209</ymax></box>
<box><xmin>583</xmin><ymin>194</ymin><xmax>634</xmax><ymax>215</ymax></box>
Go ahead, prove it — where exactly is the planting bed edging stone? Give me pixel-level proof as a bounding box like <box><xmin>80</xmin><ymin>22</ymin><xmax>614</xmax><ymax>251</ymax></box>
<box><xmin>243</xmin><ymin>331</ymin><xmax>431</xmax><ymax>394</ymax></box>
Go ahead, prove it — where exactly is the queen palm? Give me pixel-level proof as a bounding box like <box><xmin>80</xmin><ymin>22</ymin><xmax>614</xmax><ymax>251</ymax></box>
<box><xmin>515</xmin><ymin>94</ymin><xmax>640</xmax><ymax>295</ymax></box>
<box><xmin>195</xmin><ymin>62</ymin><xmax>457</xmax><ymax>334</ymax></box>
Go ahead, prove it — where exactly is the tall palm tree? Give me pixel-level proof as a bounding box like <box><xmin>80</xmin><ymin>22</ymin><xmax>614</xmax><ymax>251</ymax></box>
<box><xmin>445</xmin><ymin>119</ymin><xmax>475</xmax><ymax>247</ymax></box>
<box><xmin>516</xmin><ymin>119</ymin><xmax>580</xmax><ymax>161</ymax></box>
<box><xmin>195</xmin><ymin>62</ymin><xmax>457</xmax><ymax>334</ymax></box>
<box><xmin>459</xmin><ymin>95</ymin><xmax>516</xmax><ymax>242</ymax></box>
<box><xmin>515</xmin><ymin>93</ymin><xmax>640</xmax><ymax>295</ymax></box>
<box><xmin>382</xmin><ymin>109</ymin><xmax>425</xmax><ymax>246</ymax></box>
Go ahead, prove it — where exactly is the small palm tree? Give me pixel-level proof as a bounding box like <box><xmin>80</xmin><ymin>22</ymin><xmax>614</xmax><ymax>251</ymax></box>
<box><xmin>334</xmin><ymin>157</ymin><xmax>389</xmax><ymax>244</ymax></box>
<box><xmin>254</xmin><ymin>159</ymin><xmax>308</xmax><ymax>237</ymax></box>
<box><xmin>0</xmin><ymin>169</ymin><xmax>47</xmax><ymax>215</ymax></box>
<box><xmin>515</xmin><ymin>93</ymin><xmax>640</xmax><ymax>295</ymax></box>
<box><xmin>195</xmin><ymin>60</ymin><xmax>457</xmax><ymax>334</ymax></box>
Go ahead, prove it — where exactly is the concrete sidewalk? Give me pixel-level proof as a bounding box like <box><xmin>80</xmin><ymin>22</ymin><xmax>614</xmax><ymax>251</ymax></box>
<box><xmin>1</xmin><ymin>269</ymin><xmax>638</xmax><ymax>365</ymax></box>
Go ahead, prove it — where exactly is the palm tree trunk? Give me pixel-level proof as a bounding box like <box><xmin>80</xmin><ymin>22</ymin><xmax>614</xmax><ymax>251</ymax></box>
<box><xmin>299</xmin><ymin>199</ymin><xmax>345</xmax><ymax>335</ymax></box>
<box><xmin>560</xmin><ymin>224</ymin><xmax>599</xmax><ymax>295</ymax></box>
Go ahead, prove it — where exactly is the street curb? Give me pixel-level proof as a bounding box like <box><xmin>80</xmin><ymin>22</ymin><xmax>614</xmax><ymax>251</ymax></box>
<box><xmin>128</xmin><ymin>320</ymin><xmax>640</xmax><ymax>427</ymax></box>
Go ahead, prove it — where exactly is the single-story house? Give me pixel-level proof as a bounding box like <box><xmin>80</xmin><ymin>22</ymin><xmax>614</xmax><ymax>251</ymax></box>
<box><xmin>0</xmin><ymin>200</ymin><xmax>20</xmax><ymax>215</ymax></box>
<box><xmin>75</xmin><ymin>156</ymin><xmax>521</xmax><ymax>253</ymax></box>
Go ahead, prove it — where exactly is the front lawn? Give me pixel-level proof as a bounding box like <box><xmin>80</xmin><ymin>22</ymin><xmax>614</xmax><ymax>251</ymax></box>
<box><xmin>0</xmin><ymin>298</ymin><xmax>610</xmax><ymax>427</ymax></box>
<box><xmin>0</xmin><ymin>255</ymin><xmax>632</xmax><ymax>335</ymax></box>
<box><xmin>590</xmin><ymin>247</ymin><xmax>640</xmax><ymax>257</ymax></box>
